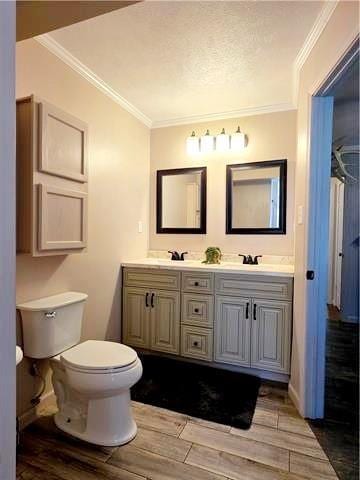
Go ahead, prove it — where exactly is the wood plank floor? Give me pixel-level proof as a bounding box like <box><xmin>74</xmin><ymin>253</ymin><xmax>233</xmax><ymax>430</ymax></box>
<box><xmin>17</xmin><ymin>387</ymin><xmax>339</xmax><ymax>480</ymax></box>
<box><xmin>309</xmin><ymin>312</ymin><xmax>359</xmax><ymax>480</ymax></box>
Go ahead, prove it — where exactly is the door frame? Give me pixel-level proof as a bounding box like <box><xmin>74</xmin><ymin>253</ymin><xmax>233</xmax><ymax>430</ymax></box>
<box><xmin>304</xmin><ymin>37</ymin><xmax>359</xmax><ymax>418</ymax></box>
<box><xmin>0</xmin><ymin>2</ymin><xmax>16</xmax><ymax>479</ymax></box>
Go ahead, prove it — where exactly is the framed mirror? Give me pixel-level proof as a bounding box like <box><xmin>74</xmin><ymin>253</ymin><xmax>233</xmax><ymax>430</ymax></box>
<box><xmin>226</xmin><ymin>159</ymin><xmax>287</xmax><ymax>234</ymax></box>
<box><xmin>157</xmin><ymin>167</ymin><xmax>207</xmax><ymax>234</ymax></box>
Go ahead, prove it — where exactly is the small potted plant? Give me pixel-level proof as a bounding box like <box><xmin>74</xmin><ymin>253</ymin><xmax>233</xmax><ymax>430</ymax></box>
<box><xmin>202</xmin><ymin>247</ymin><xmax>222</xmax><ymax>264</ymax></box>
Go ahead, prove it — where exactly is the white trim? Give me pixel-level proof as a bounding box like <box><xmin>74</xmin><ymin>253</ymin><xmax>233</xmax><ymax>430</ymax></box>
<box><xmin>35</xmin><ymin>34</ymin><xmax>152</xmax><ymax>128</ymax></box>
<box><xmin>35</xmin><ymin>2</ymin><xmax>339</xmax><ymax>129</ymax></box>
<box><xmin>36</xmin><ymin>34</ymin><xmax>295</xmax><ymax>129</ymax></box>
<box><xmin>319</xmin><ymin>36</ymin><xmax>360</xmax><ymax>96</ymax></box>
<box><xmin>288</xmin><ymin>382</ymin><xmax>301</xmax><ymax>415</ymax></box>
<box><xmin>293</xmin><ymin>1</ymin><xmax>339</xmax><ymax>104</ymax></box>
<box><xmin>151</xmin><ymin>103</ymin><xmax>296</xmax><ymax>129</ymax></box>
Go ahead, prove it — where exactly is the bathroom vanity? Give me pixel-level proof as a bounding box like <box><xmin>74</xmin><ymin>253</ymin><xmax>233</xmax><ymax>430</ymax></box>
<box><xmin>122</xmin><ymin>259</ymin><xmax>294</xmax><ymax>381</ymax></box>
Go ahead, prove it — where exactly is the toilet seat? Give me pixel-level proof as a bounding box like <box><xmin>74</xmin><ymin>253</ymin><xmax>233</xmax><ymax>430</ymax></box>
<box><xmin>60</xmin><ymin>340</ymin><xmax>138</xmax><ymax>374</ymax></box>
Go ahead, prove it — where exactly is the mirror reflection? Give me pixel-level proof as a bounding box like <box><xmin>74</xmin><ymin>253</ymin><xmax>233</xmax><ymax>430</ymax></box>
<box><xmin>157</xmin><ymin>167</ymin><xmax>207</xmax><ymax>233</ymax></box>
<box><xmin>226</xmin><ymin>160</ymin><xmax>286</xmax><ymax>234</ymax></box>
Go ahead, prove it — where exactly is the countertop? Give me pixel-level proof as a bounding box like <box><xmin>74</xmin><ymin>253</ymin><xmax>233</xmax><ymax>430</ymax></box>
<box><xmin>121</xmin><ymin>258</ymin><xmax>294</xmax><ymax>277</ymax></box>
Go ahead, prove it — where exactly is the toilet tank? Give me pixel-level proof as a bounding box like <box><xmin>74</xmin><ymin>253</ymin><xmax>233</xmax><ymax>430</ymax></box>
<box><xmin>17</xmin><ymin>292</ymin><xmax>88</xmax><ymax>359</ymax></box>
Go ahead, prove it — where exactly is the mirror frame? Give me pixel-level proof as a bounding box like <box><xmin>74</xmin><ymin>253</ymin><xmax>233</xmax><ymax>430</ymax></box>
<box><xmin>226</xmin><ymin>159</ymin><xmax>287</xmax><ymax>235</ymax></box>
<box><xmin>156</xmin><ymin>166</ymin><xmax>207</xmax><ymax>234</ymax></box>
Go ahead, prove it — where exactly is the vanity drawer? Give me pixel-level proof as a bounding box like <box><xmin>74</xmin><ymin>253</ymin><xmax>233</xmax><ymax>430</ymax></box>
<box><xmin>123</xmin><ymin>268</ymin><xmax>180</xmax><ymax>290</ymax></box>
<box><xmin>181</xmin><ymin>293</ymin><xmax>214</xmax><ymax>328</ymax></box>
<box><xmin>181</xmin><ymin>325</ymin><xmax>213</xmax><ymax>362</ymax></box>
<box><xmin>182</xmin><ymin>272</ymin><xmax>214</xmax><ymax>294</ymax></box>
<box><xmin>215</xmin><ymin>273</ymin><xmax>293</xmax><ymax>301</ymax></box>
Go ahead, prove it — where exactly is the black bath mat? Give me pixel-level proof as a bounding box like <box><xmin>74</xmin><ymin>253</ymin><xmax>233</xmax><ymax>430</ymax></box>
<box><xmin>131</xmin><ymin>354</ymin><xmax>261</xmax><ymax>430</ymax></box>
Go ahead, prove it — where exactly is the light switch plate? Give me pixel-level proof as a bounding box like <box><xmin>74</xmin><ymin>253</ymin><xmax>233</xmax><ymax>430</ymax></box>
<box><xmin>138</xmin><ymin>221</ymin><xmax>143</xmax><ymax>233</ymax></box>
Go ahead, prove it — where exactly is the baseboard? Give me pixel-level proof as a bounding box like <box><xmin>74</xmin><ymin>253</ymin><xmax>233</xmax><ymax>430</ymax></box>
<box><xmin>288</xmin><ymin>382</ymin><xmax>302</xmax><ymax>416</ymax></box>
<box><xmin>342</xmin><ymin>315</ymin><xmax>359</xmax><ymax>324</ymax></box>
<box><xmin>18</xmin><ymin>390</ymin><xmax>56</xmax><ymax>431</ymax></box>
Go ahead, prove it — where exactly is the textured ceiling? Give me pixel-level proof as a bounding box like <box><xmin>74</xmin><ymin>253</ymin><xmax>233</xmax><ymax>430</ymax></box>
<box><xmin>48</xmin><ymin>1</ymin><xmax>325</xmax><ymax>125</ymax></box>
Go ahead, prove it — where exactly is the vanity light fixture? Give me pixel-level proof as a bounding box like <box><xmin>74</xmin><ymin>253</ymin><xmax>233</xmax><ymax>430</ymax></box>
<box><xmin>216</xmin><ymin>128</ymin><xmax>230</xmax><ymax>152</ymax></box>
<box><xmin>231</xmin><ymin>126</ymin><xmax>245</xmax><ymax>151</ymax></box>
<box><xmin>186</xmin><ymin>131</ymin><xmax>200</xmax><ymax>155</ymax></box>
<box><xmin>200</xmin><ymin>130</ymin><xmax>214</xmax><ymax>154</ymax></box>
<box><xmin>186</xmin><ymin>126</ymin><xmax>246</xmax><ymax>155</ymax></box>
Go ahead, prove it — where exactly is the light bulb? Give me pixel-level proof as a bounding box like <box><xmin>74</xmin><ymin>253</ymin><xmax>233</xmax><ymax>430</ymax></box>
<box><xmin>231</xmin><ymin>126</ymin><xmax>245</xmax><ymax>151</ymax></box>
<box><xmin>200</xmin><ymin>129</ymin><xmax>214</xmax><ymax>154</ymax></box>
<box><xmin>186</xmin><ymin>131</ymin><xmax>199</xmax><ymax>155</ymax></box>
<box><xmin>216</xmin><ymin>128</ymin><xmax>230</xmax><ymax>152</ymax></box>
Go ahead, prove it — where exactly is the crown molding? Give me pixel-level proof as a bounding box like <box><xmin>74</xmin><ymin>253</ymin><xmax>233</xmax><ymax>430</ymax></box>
<box><xmin>151</xmin><ymin>103</ymin><xmax>296</xmax><ymax>129</ymax></box>
<box><xmin>36</xmin><ymin>2</ymin><xmax>338</xmax><ymax>130</ymax></box>
<box><xmin>35</xmin><ymin>34</ymin><xmax>152</xmax><ymax>128</ymax></box>
<box><xmin>292</xmin><ymin>1</ymin><xmax>339</xmax><ymax>104</ymax></box>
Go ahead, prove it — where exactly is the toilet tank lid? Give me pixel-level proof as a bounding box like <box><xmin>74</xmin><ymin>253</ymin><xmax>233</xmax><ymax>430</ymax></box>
<box><xmin>17</xmin><ymin>292</ymin><xmax>88</xmax><ymax>311</ymax></box>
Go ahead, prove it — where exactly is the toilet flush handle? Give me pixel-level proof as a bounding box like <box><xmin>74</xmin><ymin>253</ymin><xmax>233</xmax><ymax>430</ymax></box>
<box><xmin>45</xmin><ymin>311</ymin><xmax>57</xmax><ymax>319</ymax></box>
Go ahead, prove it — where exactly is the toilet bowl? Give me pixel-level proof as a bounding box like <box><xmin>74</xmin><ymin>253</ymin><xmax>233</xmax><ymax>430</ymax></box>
<box><xmin>17</xmin><ymin>292</ymin><xmax>143</xmax><ymax>446</ymax></box>
<box><xmin>51</xmin><ymin>340</ymin><xmax>142</xmax><ymax>446</ymax></box>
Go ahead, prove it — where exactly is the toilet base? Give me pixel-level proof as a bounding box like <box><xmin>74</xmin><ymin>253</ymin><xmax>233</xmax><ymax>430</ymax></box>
<box><xmin>51</xmin><ymin>357</ymin><xmax>141</xmax><ymax>447</ymax></box>
<box><xmin>54</xmin><ymin>410</ymin><xmax>137</xmax><ymax>446</ymax></box>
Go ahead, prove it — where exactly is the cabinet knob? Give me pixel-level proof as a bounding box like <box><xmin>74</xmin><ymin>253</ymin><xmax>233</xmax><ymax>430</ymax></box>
<box><xmin>193</xmin><ymin>341</ymin><xmax>199</xmax><ymax>347</ymax></box>
<box><xmin>194</xmin><ymin>308</ymin><xmax>199</xmax><ymax>313</ymax></box>
<box><xmin>194</xmin><ymin>281</ymin><xmax>199</xmax><ymax>286</ymax></box>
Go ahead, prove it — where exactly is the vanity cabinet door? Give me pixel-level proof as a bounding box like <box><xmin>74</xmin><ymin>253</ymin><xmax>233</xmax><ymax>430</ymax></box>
<box><xmin>251</xmin><ymin>300</ymin><xmax>292</xmax><ymax>373</ymax></box>
<box><xmin>215</xmin><ymin>296</ymin><xmax>251</xmax><ymax>366</ymax></box>
<box><xmin>123</xmin><ymin>287</ymin><xmax>150</xmax><ymax>349</ymax></box>
<box><xmin>150</xmin><ymin>290</ymin><xmax>180</xmax><ymax>354</ymax></box>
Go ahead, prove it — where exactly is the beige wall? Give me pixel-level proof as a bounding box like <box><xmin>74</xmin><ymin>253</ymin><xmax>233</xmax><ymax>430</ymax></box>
<box><xmin>16</xmin><ymin>39</ymin><xmax>150</xmax><ymax>417</ymax></box>
<box><xmin>150</xmin><ymin>111</ymin><xmax>296</xmax><ymax>256</ymax></box>
<box><xmin>290</xmin><ymin>1</ymin><xmax>359</xmax><ymax>414</ymax></box>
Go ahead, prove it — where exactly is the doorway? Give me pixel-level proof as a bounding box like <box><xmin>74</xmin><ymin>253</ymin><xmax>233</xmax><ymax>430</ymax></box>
<box><xmin>307</xmin><ymin>43</ymin><xmax>359</xmax><ymax>480</ymax></box>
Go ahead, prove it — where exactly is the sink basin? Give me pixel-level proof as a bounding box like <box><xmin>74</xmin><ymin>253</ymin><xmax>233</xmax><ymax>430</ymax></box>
<box><xmin>140</xmin><ymin>258</ymin><xmax>198</xmax><ymax>266</ymax></box>
<box><xmin>221</xmin><ymin>262</ymin><xmax>294</xmax><ymax>272</ymax></box>
<box><xmin>16</xmin><ymin>346</ymin><xmax>23</xmax><ymax>366</ymax></box>
<box><xmin>156</xmin><ymin>259</ymin><xmax>197</xmax><ymax>266</ymax></box>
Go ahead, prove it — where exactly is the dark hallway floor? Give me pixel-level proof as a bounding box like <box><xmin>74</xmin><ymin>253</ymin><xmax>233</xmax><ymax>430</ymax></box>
<box><xmin>310</xmin><ymin>308</ymin><xmax>359</xmax><ymax>480</ymax></box>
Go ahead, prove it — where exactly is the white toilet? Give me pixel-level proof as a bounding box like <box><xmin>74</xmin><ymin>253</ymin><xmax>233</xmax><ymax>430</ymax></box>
<box><xmin>17</xmin><ymin>292</ymin><xmax>142</xmax><ymax>446</ymax></box>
